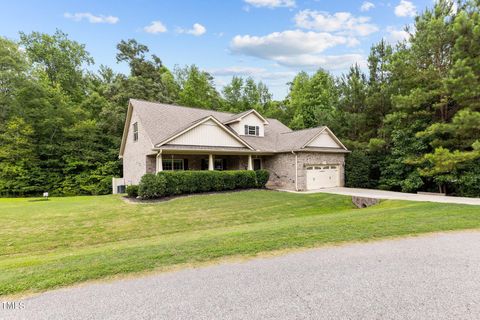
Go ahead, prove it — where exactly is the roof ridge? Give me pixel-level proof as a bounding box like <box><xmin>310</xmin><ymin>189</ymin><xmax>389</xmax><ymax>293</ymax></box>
<box><xmin>130</xmin><ymin>99</ymin><xmax>285</xmax><ymax>124</ymax></box>
<box><xmin>129</xmin><ymin>98</ymin><xmax>235</xmax><ymax>116</ymax></box>
<box><xmin>280</xmin><ymin>126</ymin><xmax>324</xmax><ymax>135</ymax></box>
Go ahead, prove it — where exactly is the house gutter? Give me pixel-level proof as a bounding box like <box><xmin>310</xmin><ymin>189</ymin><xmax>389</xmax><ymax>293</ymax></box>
<box><xmin>291</xmin><ymin>150</ymin><xmax>298</xmax><ymax>191</ymax></box>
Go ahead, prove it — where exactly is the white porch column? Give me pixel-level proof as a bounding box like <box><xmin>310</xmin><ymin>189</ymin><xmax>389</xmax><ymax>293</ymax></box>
<box><xmin>208</xmin><ymin>154</ymin><xmax>214</xmax><ymax>170</ymax></box>
<box><xmin>156</xmin><ymin>151</ymin><xmax>163</xmax><ymax>172</ymax></box>
<box><xmin>247</xmin><ymin>155</ymin><xmax>253</xmax><ymax>170</ymax></box>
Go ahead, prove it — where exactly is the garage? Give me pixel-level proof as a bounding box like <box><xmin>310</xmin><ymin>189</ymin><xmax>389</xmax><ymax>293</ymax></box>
<box><xmin>305</xmin><ymin>165</ymin><xmax>340</xmax><ymax>190</ymax></box>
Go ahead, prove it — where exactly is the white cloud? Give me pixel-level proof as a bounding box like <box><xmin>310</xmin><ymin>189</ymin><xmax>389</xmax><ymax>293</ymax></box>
<box><xmin>209</xmin><ymin>66</ymin><xmax>297</xmax><ymax>99</ymax></box>
<box><xmin>144</xmin><ymin>21</ymin><xmax>167</xmax><ymax>34</ymax></box>
<box><xmin>386</xmin><ymin>26</ymin><xmax>410</xmax><ymax>42</ymax></box>
<box><xmin>177</xmin><ymin>23</ymin><xmax>206</xmax><ymax>36</ymax></box>
<box><xmin>360</xmin><ymin>2</ymin><xmax>375</xmax><ymax>12</ymax></box>
<box><xmin>294</xmin><ymin>10</ymin><xmax>378</xmax><ymax>36</ymax></box>
<box><xmin>394</xmin><ymin>0</ymin><xmax>416</xmax><ymax>17</ymax></box>
<box><xmin>209</xmin><ymin>66</ymin><xmax>266</xmax><ymax>76</ymax></box>
<box><xmin>64</xmin><ymin>12</ymin><xmax>119</xmax><ymax>24</ymax></box>
<box><xmin>274</xmin><ymin>54</ymin><xmax>366</xmax><ymax>70</ymax></box>
<box><xmin>231</xmin><ymin>30</ymin><xmax>350</xmax><ymax>58</ymax></box>
<box><xmin>208</xmin><ymin>66</ymin><xmax>296</xmax><ymax>80</ymax></box>
<box><xmin>230</xmin><ymin>30</ymin><xmax>365</xmax><ymax>70</ymax></box>
<box><xmin>244</xmin><ymin>0</ymin><xmax>295</xmax><ymax>8</ymax></box>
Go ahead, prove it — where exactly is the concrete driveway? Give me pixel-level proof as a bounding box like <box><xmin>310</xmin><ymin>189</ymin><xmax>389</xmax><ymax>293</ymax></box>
<box><xmin>299</xmin><ymin>187</ymin><xmax>480</xmax><ymax>205</ymax></box>
<box><xmin>3</xmin><ymin>231</ymin><xmax>480</xmax><ymax>320</ymax></box>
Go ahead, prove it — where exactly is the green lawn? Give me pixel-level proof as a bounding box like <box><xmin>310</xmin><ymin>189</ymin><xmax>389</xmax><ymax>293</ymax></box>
<box><xmin>1</xmin><ymin>190</ymin><xmax>479</xmax><ymax>296</ymax></box>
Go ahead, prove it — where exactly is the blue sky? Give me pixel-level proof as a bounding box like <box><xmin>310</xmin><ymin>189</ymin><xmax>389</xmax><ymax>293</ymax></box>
<box><xmin>0</xmin><ymin>0</ymin><xmax>432</xmax><ymax>99</ymax></box>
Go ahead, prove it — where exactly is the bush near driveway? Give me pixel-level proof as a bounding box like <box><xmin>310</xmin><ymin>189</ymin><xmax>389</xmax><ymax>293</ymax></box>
<box><xmin>138</xmin><ymin>170</ymin><xmax>270</xmax><ymax>199</ymax></box>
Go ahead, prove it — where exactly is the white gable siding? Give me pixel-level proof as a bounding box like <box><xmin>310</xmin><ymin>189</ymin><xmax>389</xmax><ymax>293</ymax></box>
<box><xmin>168</xmin><ymin>119</ymin><xmax>245</xmax><ymax>147</ymax></box>
<box><xmin>237</xmin><ymin>113</ymin><xmax>265</xmax><ymax>137</ymax></box>
<box><xmin>229</xmin><ymin>122</ymin><xmax>240</xmax><ymax>135</ymax></box>
<box><xmin>306</xmin><ymin>131</ymin><xmax>342</xmax><ymax>148</ymax></box>
<box><xmin>123</xmin><ymin>109</ymin><xmax>154</xmax><ymax>185</ymax></box>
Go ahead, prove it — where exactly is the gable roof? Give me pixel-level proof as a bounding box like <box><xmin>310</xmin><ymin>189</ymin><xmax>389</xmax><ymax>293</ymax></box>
<box><xmin>302</xmin><ymin>127</ymin><xmax>348</xmax><ymax>150</ymax></box>
<box><xmin>155</xmin><ymin>115</ymin><xmax>255</xmax><ymax>150</ymax></box>
<box><xmin>276</xmin><ymin>127</ymin><xmax>327</xmax><ymax>152</ymax></box>
<box><xmin>223</xmin><ymin>109</ymin><xmax>269</xmax><ymax>125</ymax></box>
<box><xmin>119</xmin><ymin>99</ymin><xmax>348</xmax><ymax>156</ymax></box>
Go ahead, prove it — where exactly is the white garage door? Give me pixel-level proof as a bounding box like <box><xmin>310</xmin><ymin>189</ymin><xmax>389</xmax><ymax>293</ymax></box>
<box><xmin>306</xmin><ymin>165</ymin><xmax>340</xmax><ymax>190</ymax></box>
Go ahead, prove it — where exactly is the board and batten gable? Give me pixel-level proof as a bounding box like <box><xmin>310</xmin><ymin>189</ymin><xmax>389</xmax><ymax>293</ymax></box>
<box><xmin>306</xmin><ymin>131</ymin><xmax>342</xmax><ymax>148</ymax></box>
<box><xmin>122</xmin><ymin>108</ymin><xmax>154</xmax><ymax>185</ymax></box>
<box><xmin>168</xmin><ymin>119</ymin><xmax>245</xmax><ymax>147</ymax></box>
<box><xmin>229</xmin><ymin>112</ymin><xmax>265</xmax><ymax>137</ymax></box>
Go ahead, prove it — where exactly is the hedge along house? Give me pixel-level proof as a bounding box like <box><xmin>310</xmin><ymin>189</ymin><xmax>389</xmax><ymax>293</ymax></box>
<box><xmin>115</xmin><ymin>99</ymin><xmax>349</xmax><ymax>193</ymax></box>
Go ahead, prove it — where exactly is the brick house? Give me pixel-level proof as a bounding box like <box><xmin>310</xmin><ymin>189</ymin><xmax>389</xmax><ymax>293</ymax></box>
<box><xmin>115</xmin><ymin>99</ymin><xmax>349</xmax><ymax>193</ymax></box>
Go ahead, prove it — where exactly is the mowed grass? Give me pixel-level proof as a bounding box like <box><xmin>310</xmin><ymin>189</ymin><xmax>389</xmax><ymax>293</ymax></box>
<box><xmin>1</xmin><ymin>190</ymin><xmax>479</xmax><ymax>296</ymax></box>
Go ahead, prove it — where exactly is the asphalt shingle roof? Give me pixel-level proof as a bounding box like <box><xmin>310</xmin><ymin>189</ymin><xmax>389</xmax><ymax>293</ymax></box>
<box><xmin>130</xmin><ymin>99</ymin><xmax>347</xmax><ymax>153</ymax></box>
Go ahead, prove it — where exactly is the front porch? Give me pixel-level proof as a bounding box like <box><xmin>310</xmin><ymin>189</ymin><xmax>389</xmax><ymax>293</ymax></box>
<box><xmin>146</xmin><ymin>152</ymin><xmax>265</xmax><ymax>174</ymax></box>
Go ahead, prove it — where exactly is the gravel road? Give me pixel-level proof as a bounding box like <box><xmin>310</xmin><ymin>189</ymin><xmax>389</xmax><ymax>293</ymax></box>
<box><xmin>3</xmin><ymin>231</ymin><xmax>480</xmax><ymax>320</ymax></box>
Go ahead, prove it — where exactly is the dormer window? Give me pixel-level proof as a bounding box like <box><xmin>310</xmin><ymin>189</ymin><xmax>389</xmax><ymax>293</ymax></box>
<box><xmin>133</xmin><ymin>122</ymin><xmax>138</xmax><ymax>142</ymax></box>
<box><xmin>245</xmin><ymin>125</ymin><xmax>259</xmax><ymax>136</ymax></box>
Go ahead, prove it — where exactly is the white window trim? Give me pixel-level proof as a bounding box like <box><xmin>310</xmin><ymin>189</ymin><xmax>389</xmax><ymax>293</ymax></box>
<box><xmin>133</xmin><ymin>122</ymin><xmax>138</xmax><ymax>142</ymax></box>
<box><xmin>162</xmin><ymin>159</ymin><xmax>184</xmax><ymax>171</ymax></box>
<box><xmin>244</xmin><ymin>125</ymin><xmax>259</xmax><ymax>136</ymax></box>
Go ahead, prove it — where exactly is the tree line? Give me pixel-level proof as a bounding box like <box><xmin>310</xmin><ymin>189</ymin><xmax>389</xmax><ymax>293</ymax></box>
<box><xmin>0</xmin><ymin>0</ymin><xmax>479</xmax><ymax>196</ymax></box>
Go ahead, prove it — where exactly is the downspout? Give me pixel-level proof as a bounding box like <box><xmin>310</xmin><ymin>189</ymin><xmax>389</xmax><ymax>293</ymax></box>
<box><xmin>291</xmin><ymin>150</ymin><xmax>298</xmax><ymax>191</ymax></box>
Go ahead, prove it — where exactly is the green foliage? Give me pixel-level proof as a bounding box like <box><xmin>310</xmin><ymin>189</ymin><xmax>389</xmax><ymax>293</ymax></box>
<box><xmin>456</xmin><ymin>159</ymin><xmax>480</xmax><ymax>197</ymax></box>
<box><xmin>19</xmin><ymin>29</ymin><xmax>93</xmax><ymax>99</ymax></box>
<box><xmin>255</xmin><ymin>169</ymin><xmax>270</xmax><ymax>188</ymax></box>
<box><xmin>115</xmin><ymin>39</ymin><xmax>179</xmax><ymax>103</ymax></box>
<box><xmin>345</xmin><ymin>150</ymin><xmax>371</xmax><ymax>188</ymax></box>
<box><xmin>222</xmin><ymin>76</ymin><xmax>272</xmax><ymax>113</ymax></box>
<box><xmin>286</xmin><ymin>69</ymin><xmax>337</xmax><ymax>129</ymax></box>
<box><xmin>175</xmin><ymin>65</ymin><xmax>222</xmax><ymax>110</ymax></box>
<box><xmin>138</xmin><ymin>174</ymin><xmax>167</xmax><ymax>199</ymax></box>
<box><xmin>2</xmin><ymin>0</ymin><xmax>480</xmax><ymax>197</ymax></box>
<box><xmin>138</xmin><ymin>171</ymin><xmax>260</xmax><ymax>199</ymax></box>
<box><xmin>126</xmin><ymin>185</ymin><xmax>139</xmax><ymax>198</ymax></box>
<box><xmin>0</xmin><ymin>117</ymin><xmax>39</xmax><ymax>196</ymax></box>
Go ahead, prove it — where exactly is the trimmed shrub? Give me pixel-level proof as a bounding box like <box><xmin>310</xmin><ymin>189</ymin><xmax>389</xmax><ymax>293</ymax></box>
<box><xmin>126</xmin><ymin>185</ymin><xmax>139</xmax><ymax>198</ymax></box>
<box><xmin>233</xmin><ymin>170</ymin><xmax>257</xmax><ymax>189</ymax></box>
<box><xmin>138</xmin><ymin>173</ymin><xmax>167</xmax><ymax>199</ymax></box>
<box><xmin>222</xmin><ymin>171</ymin><xmax>236</xmax><ymax>190</ymax></box>
<box><xmin>255</xmin><ymin>169</ymin><xmax>270</xmax><ymax>188</ymax></box>
<box><xmin>139</xmin><ymin>170</ymin><xmax>260</xmax><ymax>199</ymax></box>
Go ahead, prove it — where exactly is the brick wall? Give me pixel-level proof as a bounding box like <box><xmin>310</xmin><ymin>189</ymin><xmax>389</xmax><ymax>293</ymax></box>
<box><xmin>264</xmin><ymin>152</ymin><xmax>345</xmax><ymax>191</ymax></box>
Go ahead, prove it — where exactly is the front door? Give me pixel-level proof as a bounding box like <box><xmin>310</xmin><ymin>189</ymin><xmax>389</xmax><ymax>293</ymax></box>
<box><xmin>253</xmin><ymin>158</ymin><xmax>261</xmax><ymax>170</ymax></box>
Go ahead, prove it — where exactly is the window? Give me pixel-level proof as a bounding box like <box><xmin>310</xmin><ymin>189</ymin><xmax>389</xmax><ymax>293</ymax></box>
<box><xmin>214</xmin><ymin>159</ymin><xmax>224</xmax><ymax>170</ymax></box>
<box><xmin>162</xmin><ymin>159</ymin><xmax>184</xmax><ymax>171</ymax></box>
<box><xmin>133</xmin><ymin>122</ymin><xmax>138</xmax><ymax>142</ymax></box>
<box><xmin>244</xmin><ymin>125</ymin><xmax>259</xmax><ymax>136</ymax></box>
